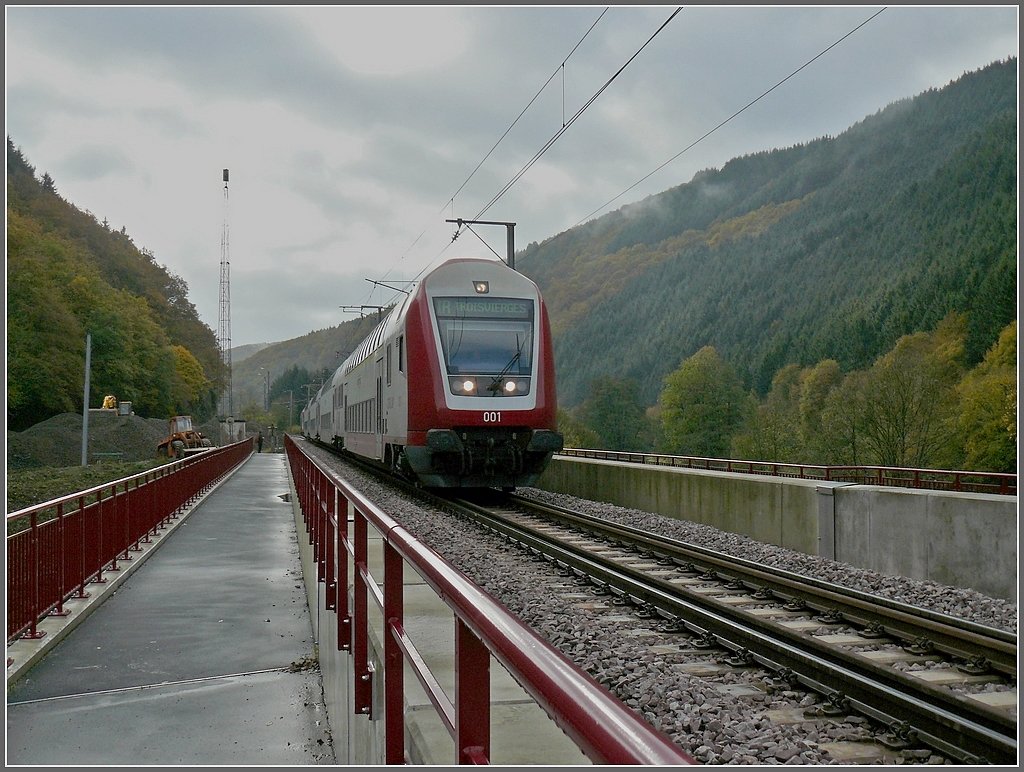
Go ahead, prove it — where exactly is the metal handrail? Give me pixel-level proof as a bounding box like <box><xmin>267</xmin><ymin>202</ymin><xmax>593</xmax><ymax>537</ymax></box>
<box><xmin>558</xmin><ymin>448</ymin><xmax>1016</xmax><ymax>495</ymax></box>
<box><xmin>6</xmin><ymin>438</ymin><xmax>254</xmax><ymax>644</ymax></box>
<box><xmin>285</xmin><ymin>435</ymin><xmax>694</xmax><ymax>766</ymax></box>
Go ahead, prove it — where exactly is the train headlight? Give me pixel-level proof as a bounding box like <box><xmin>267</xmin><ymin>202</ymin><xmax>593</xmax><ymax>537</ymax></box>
<box><xmin>462</xmin><ymin>379</ymin><xmax>476</xmax><ymax>393</ymax></box>
<box><xmin>473</xmin><ymin>281</ymin><xmax>489</xmax><ymax>294</ymax></box>
<box><xmin>504</xmin><ymin>380</ymin><xmax>516</xmax><ymax>393</ymax></box>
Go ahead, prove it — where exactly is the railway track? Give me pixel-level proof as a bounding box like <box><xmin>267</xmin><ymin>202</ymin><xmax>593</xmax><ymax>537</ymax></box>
<box><xmin>310</xmin><ymin>440</ymin><xmax>1017</xmax><ymax>764</ymax></box>
<box><xmin>441</xmin><ymin>490</ymin><xmax>1017</xmax><ymax>764</ymax></box>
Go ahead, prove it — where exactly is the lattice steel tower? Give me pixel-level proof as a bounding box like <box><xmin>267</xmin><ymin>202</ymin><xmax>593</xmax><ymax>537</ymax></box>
<box><xmin>218</xmin><ymin>168</ymin><xmax>233</xmax><ymax>418</ymax></box>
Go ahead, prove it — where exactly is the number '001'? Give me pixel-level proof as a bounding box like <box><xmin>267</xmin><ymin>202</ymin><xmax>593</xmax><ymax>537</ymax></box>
<box><xmin>483</xmin><ymin>411</ymin><xmax>501</xmax><ymax>423</ymax></box>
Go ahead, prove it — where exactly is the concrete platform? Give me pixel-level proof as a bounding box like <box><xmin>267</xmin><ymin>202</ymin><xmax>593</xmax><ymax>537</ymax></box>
<box><xmin>7</xmin><ymin>448</ymin><xmax>599</xmax><ymax>766</ymax></box>
<box><xmin>6</xmin><ymin>451</ymin><xmax>334</xmax><ymax>765</ymax></box>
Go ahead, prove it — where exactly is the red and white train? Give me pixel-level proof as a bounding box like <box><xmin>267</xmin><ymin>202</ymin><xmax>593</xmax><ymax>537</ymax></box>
<box><xmin>301</xmin><ymin>256</ymin><xmax>563</xmax><ymax>489</ymax></box>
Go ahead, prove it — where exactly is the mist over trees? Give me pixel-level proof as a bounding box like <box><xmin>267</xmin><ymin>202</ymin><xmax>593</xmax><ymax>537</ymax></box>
<box><xmin>519</xmin><ymin>59</ymin><xmax>1016</xmax><ymax>413</ymax></box>
<box><xmin>7</xmin><ymin>60</ymin><xmax>1016</xmax><ymax>477</ymax></box>
<box><xmin>522</xmin><ymin>59</ymin><xmax>1016</xmax><ymax>473</ymax></box>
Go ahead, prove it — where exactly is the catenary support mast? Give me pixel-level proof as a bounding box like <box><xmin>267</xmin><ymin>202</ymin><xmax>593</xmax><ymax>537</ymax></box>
<box><xmin>218</xmin><ymin>168</ymin><xmax>233</xmax><ymax>419</ymax></box>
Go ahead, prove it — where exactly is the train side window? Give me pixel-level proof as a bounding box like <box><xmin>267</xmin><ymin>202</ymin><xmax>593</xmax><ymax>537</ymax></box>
<box><xmin>398</xmin><ymin>335</ymin><xmax>405</xmax><ymax>373</ymax></box>
<box><xmin>387</xmin><ymin>344</ymin><xmax>392</xmax><ymax>386</ymax></box>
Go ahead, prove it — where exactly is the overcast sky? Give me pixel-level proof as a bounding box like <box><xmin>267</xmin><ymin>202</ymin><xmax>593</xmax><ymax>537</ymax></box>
<box><xmin>6</xmin><ymin>4</ymin><xmax>1018</xmax><ymax>347</ymax></box>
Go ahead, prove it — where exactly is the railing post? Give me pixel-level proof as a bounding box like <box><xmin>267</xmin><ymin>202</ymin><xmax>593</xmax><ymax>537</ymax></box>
<box><xmin>353</xmin><ymin>509</ymin><xmax>372</xmax><ymax>715</ymax></box>
<box><xmin>384</xmin><ymin>543</ymin><xmax>405</xmax><ymax>764</ymax></box>
<box><xmin>456</xmin><ymin>617</ymin><xmax>491</xmax><ymax>764</ymax></box>
<box><xmin>75</xmin><ymin>495</ymin><xmax>90</xmax><ymax>598</ymax></box>
<box><xmin>314</xmin><ymin>472</ymin><xmax>324</xmax><ymax>578</ymax></box>
<box><xmin>51</xmin><ymin>503</ymin><xmax>69</xmax><ymax>618</ymax></box>
<box><xmin>25</xmin><ymin>512</ymin><xmax>45</xmax><ymax>640</ymax></box>
<box><xmin>338</xmin><ymin>498</ymin><xmax>351</xmax><ymax>652</ymax></box>
<box><xmin>325</xmin><ymin>487</ymin><xmax>337</xmax><ymax>611</ymax></box>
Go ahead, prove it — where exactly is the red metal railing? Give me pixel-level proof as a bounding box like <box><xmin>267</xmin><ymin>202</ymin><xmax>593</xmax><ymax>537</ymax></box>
<box><xmin>285</xmin><ymin>435</ymin><xmax>694</xmax><ymax>766</ymax></box>
<box><xmin>558</xmin><ymin>449</ymin><xmax>1016</xmax><ymax>496</ymax></box>
<box><xmin>7</xmin><ymin>438</ymin><xmax>254</xmax><ymax>644</ymax></box>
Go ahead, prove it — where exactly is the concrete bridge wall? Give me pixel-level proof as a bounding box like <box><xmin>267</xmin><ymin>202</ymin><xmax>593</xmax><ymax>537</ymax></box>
<box><xmin>535</xmin><ymin>457</ymin><xmax>1017</xmax><ymax>601</ymax></box>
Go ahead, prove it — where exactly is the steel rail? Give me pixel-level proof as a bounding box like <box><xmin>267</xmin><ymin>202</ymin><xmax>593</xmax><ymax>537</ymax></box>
<box><xmin>443</xmin><ymin>495</ymin><xmax>1016</xmax><ymax>765</ymax></box>
<box><xmin>291</xmin><ymin>438</ymin><xmax>695</xmax><ymax>765</ymax></box>
<box><xmin>509</xmin><ymin>494</ymin><xmax>1017</xmax><ymax>676</ymax></box>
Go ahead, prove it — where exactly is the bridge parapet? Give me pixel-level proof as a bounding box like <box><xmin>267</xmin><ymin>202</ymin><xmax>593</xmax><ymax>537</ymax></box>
<box><xmin>538</xmin><ymin>455</ymin><xmax>1017</xmax><ymax>601</ymax></box>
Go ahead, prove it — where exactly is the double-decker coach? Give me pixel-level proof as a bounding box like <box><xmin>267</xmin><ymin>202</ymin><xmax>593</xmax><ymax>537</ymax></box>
<box><xmin>303</xmin><ymin>256</ymin><xmax>562</xmax><ymax>489</ymax></box>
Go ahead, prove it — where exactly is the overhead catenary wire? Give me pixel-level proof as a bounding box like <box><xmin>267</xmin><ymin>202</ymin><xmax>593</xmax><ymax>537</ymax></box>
<box><xmin>447</xmin><ymin>7</ymin><xmax>609</xmax><ymax>210</ymax></box>
<box><xmin>573</xmin><ymin>6</ymin><xmax>887</xmax><ymax>228</ymax></box>
<box><xmin>368</xmin><ymin>7</ymin><xmax>610</xmax><ymax>303</ymax></box>
<box><xmin>457</xmin><ymin>6</ymin><xmax>683</xmax><ymax>237</ymax></box>
<box><xmin>367</xmin><ymin>5</ymin><xmax>879</xmax><ymax>316</ymax></box>
<box><xmin>370</xmin><ymin>7</ymin><xmax>681</xmax><ymax>313</ymax></box>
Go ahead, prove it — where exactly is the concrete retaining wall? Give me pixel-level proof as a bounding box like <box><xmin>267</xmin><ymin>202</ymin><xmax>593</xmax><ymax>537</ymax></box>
<box><xmin>535</xmin><ymin>457</ymin><xmax>1017</xmax><ymax>601</ymax></box>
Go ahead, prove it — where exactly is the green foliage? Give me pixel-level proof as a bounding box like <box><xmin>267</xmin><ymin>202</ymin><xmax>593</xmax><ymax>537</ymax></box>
<box><xmin>797</xmin><ymin>359</ymin><xmax>843</xmax><ymax>461</ymax></box>
<box><xmin>6</xmin><ymin>138</ymin><xmax>222</xmax><ymax>429</ymax></box>
<box><xmin>6</xmin><ymin>220</ymin><xmax>83</xmax><ymax>422</ymax></box>
<box><xmin>578</xmin><ymin>377</ymin><xmax>652</xmax><ymax>451</ymax></box>
<box><xmin>956</xmin><ymin>321</ymin><xmax>1016</xmax><ymax>472</ymax></box>
<box><xmin>517</xmin><ymin>59</ymin><xmax>1017</xmax><ymax>408</ymax></box>
<box><xmin>7</xmin><ymin>459</ymin><xmax>170</xmax><ymax>531</ymax></box>
<box><xmin>657</xmin><ymin>346</ymin><xmax>749</xmax><ymax>457</ymax></box>
<box><xmin>570</xmin><ymin>314</ymin><xmax>1014</xmax><ymax>473</ymax></box>
<box><xmin>731</xmin><ymin>364</ymin><xmax>804</xmax><ymax>462</ymax></box>
<box><xmin>268</xmin><ymin>364</ymin><xmax>317</xmax><ymax>429</ymax></box>
<box><xmin>171</xmin><ymin>345</ymin><xmax>212</xmax><ymax>414</ymax></box>
<box><xmin>852</xmin><ymin>313</ymin><xmax>967</xmax><ymax>468</ymax></box>
<box><xmin>230</xmin><ymin>314</ymin><xmax>384</xmax><ymax>410</ymax></box>
<box><xmin>556</xmin><ymin>408</ymin><xmax>599</xmax><ymax>449</ymax></box>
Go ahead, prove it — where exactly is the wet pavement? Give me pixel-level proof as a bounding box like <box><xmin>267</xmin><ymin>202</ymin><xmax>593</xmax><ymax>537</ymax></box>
<box><xmin>6</xmin><ymin>451</ymin><xmax>335</xmax><ymax>765</ymax></box>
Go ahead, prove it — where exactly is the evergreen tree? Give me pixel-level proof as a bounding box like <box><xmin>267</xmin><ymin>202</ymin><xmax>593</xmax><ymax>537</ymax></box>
<box><xmin>579</xmin><ymin>377</ymin><xmax>651</xmax><ymax>452</ymax></box>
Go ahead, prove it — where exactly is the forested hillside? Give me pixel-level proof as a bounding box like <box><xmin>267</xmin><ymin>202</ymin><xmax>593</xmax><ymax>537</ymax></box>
<box><xmin>8</xmin><ymin>59</ymin><xmax>1015</xmax><ymax>473</ymax></box>
<box><xmin>518</xmin><ymin>58</ymin><xmax>1017</xmax><ymax>407</ymax></box>
<box><xmin>7</xmin><ymin>138</ymin><xmax>224</xmax><ymax>430</ymax></box>
<box><xmin>231</xmin><ymin>312</ymin><xmax>385</xmax><ymax>412</ymax></box>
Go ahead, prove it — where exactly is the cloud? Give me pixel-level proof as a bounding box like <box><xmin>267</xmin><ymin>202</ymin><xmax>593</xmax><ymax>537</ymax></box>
<box><xmin>291</xmin><ymin>6</ymin><xmax>473</xmax><ymax>77</ymax></box>
<box><xmin>60</xmin><ymin>146</ymin><xmax>135</xmax><ymax>182</ymax></box>
<box><xmin>5</xmin><ymin>5</ymin><xmax>1017</xmax><ymax>347</ymax></box>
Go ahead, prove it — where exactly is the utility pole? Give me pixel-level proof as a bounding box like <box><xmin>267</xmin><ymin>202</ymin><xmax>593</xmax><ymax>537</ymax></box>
<box><xmin>259</xmin><ymin>367</ymin><xmax>270</xmax><ymax>412</ymax></box>
<box><xmin>446</xmin><ymin>218</ymin><xmax>516</xmax><ymax>270</ymax></box>
<box><xmin>81</xmin><ymin>332</ymin><xmax>91</xmax><ymax>466</ymax></box>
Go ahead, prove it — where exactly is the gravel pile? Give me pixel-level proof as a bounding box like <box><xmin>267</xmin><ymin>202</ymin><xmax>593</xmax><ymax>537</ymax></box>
<box><xmin>7</xmin><ymin>412</ymin><xmax>224</xmax><ymax>469</ymax></box>
<box><xmin>309</xmin><ymin>447</ymin><xmax>1017</xmax><ymax>765</ymax></box>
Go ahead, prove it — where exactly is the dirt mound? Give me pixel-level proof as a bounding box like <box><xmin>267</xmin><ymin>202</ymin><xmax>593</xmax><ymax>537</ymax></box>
<box><xmin>7</xmin><ymin>413</ymin><xmax>225</xmax><ymax>470</ymax></box>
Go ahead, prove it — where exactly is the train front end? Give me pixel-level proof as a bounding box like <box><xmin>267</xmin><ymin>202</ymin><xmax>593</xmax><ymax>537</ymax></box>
<box><xmin>405</xmin><ymin>258</ymin><xmax>562</xmax><ymax>489</ymax></box>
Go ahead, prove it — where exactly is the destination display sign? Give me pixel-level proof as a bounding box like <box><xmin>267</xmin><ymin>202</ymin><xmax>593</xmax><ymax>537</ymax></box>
<box><xmin>433</xmin><ymin>297</ymin><xmax>533</xmax><ymax>319</ymax></box>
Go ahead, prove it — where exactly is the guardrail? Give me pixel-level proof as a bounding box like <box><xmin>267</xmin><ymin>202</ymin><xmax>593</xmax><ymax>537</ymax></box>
<box><xmin>285</xmin><ymin>435</ymin><xmax>694</xmax><ymax>765</ymax></box>
<box><xmin>558</xmin><ymin>449</ymin><xmax>1016</xmax><ymax>496</ymax></box>
<box><xmin>7</xmin><ymin>438</ymin><xmax>254</xmax><ymax>644</ymax></box>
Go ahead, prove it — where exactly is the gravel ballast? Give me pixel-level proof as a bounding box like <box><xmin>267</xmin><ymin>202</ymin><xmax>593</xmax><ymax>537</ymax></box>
<box><xmin>307</xmin><ymin>445</ymin><xmax>1016</xmax><ymax>764</ymax></box>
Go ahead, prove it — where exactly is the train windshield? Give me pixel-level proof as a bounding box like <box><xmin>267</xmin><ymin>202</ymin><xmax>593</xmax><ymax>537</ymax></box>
<box><xmin>433</xmin><ymin>297</ymin><xmax>534</xmax><ymax>376</ymax></box>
